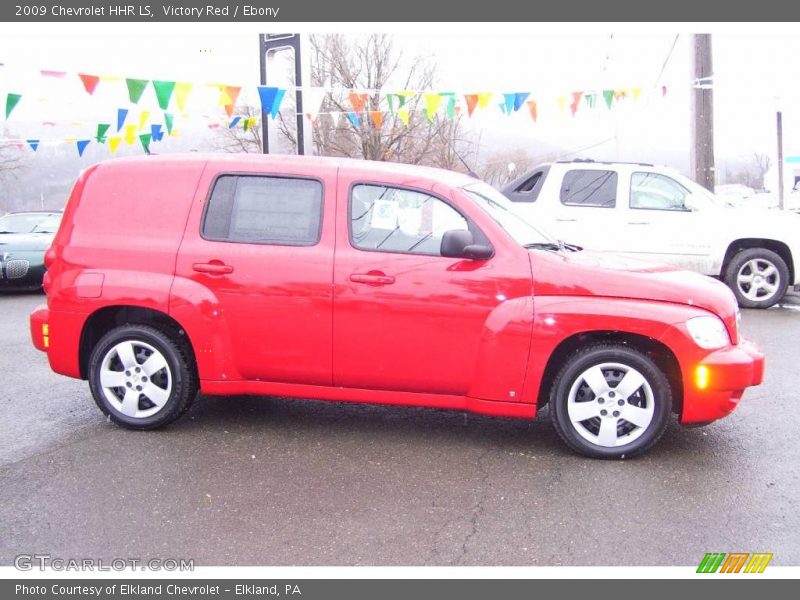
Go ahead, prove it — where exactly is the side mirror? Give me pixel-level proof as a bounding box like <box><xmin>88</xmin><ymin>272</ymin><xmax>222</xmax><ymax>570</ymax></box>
<box><xmin>440</xmin><ymin>229</ymin><xmax>493</xmax><ymax>260</ymax></box>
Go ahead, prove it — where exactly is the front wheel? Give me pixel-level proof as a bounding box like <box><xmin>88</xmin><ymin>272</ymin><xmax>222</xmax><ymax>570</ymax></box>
<box><xmin>88</xmin><ymin>324</ymin><xmax>198</xmax><ymax>429</ymax></box>
<box><xmin>549</xmin><ymin>344</ymin><xmax>672</xmax><ymax>459</ymax></box>
<box><xmin>724</xmin><ymin>248</ymin><xmax>788</xmax><ymax>309</ymax></box>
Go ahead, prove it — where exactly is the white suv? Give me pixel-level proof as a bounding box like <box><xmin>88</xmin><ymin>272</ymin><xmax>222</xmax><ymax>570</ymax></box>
<box><xmin>503</xmin><ymin>160</ymin><xmax>800</xmax><ymax>308</ymax></box>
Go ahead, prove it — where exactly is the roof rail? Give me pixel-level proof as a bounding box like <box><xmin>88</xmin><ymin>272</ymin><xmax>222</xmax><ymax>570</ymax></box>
<box><xmin>555</xmin><ymin>158</ymin><xmax>655</xmax><ymax>167</ymax></box>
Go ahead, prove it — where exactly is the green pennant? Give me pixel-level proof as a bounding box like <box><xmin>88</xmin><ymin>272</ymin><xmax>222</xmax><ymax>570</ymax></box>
<box><xmin>5</xmin><ymin>93</ymin><xmax>22</xmax><ymax>118</ymax></box>
<box><xmin>152</xmin><ymin>80</ymin><xmax>176</xmax><ymax>111</ymax></box>
<box><xmin>126</xmin><ymin>78</ymin><xmax>149</xmax><ymax>104</ymax></box>
<box><xmin>584</xmin><ymin>93</ymin><xmax>597</xmax><ymax>109</ymax></box>
<box><xmin>603</xmin><ymin>89</ymin><xmax>614</xmax><ymax>109</ymax></box>
<box><xmin>441</xmin><ymin>92</ymin><xmax>456</xmax><ymax>119</ymax></box>
<box><xmin>139</xmin><ymin>133</ymin><xmax>152</xmax><ymax>153</ymax></box>
<box><xmin>397</xmin><ymin>93</ymin><xmax>408</xmax><ymax>108</ymax></box>
<box><xmin>386</xmin><ymin>94</ymin><xmax>396</xmax><ymax>115</ymax></box>
<box><xmin>95</xmin><ymin>123</ymin><xmax>110</xmax><ymax>143</ymax></box>
<box><xmin>163</xmin><ymin>112</ymin><xmax>174</xmax><ymax>134</ymax></box>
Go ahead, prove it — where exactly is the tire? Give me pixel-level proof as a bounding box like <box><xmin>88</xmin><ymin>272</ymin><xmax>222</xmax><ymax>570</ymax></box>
<box><xmin>87</xmin><ymin>324</ymin><xmax>198</xmax><ymax>430</ymax></box>
<box><xmin>549</xmin><ymin>343</ymin><xmax>672</xmax><ymax>459</ymax></box>
<box><xmin>724</xmin><ymin>248</ymin><xmax>789</xmax><ymax>309</ymax></box>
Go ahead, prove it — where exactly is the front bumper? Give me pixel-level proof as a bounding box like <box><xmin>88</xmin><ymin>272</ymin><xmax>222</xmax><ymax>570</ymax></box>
<box><xmin>680</xmin><ymin>337</ymin><xmax>765</xmax><ymax>424</ymax></box>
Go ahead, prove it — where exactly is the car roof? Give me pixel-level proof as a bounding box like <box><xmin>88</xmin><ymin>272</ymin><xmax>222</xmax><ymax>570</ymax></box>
<box><xmin>102</xmin><ymin>153</ymin><xmax>479</xmax><ymax>189</ymax></box>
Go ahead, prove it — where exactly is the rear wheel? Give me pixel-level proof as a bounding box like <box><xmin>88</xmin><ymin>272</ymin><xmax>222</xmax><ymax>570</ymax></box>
<box><xmin>88</xmin><ymin>324</ymin><xmax>198</xmax><ymax>429</ymax></box>
<box><xmin>550</xmin><ymin>343</ymin><xmax>672</xmax><ymax>459</ymax></box>
<box><xmin>724</xmin><ymin>248</ymin><xmax>788</xmax><ymax>309</ymax></box>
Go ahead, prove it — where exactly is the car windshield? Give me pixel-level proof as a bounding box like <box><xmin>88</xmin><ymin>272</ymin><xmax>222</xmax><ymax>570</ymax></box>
<box><xmin>0</xmin><ymin>213</ymin><xmax>60</xmax><ymax>234</ymax></box>
<box><xmin>461</xmin><ymin>182</ymin><xmax>556</xmax><ymax>247</ymax></box>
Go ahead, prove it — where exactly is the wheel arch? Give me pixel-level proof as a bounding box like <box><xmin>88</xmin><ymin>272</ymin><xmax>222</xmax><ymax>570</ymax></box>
<box><xmin>537</xmin><ymin>330</ymin><xmax>684</xmax><ymax>416</ymax></box>
<box><xmin>722</xmin><ymin>238</ymin><xmax>794</xmax><ymax>282</ymax></box>
<box><xmin>79</xmin><ymin>305</ymin><xmax>196</xmax><ymax>380</ymax></box>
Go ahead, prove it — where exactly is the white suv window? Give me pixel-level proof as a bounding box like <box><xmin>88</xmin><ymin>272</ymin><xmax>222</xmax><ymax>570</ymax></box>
<box><xmin>560</xmin><ymin>169</ymin><xmax>618</xmax><ymax>208</ymax></box>
<box><xmin>630</xmin><ymin>172</ymin><xmax>691</xmax><ymax>211</ymax></box>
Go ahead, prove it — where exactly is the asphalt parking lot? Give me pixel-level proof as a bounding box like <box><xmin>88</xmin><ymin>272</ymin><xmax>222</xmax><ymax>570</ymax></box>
<box><xmin>1</xmin><ymin>291</ymin><xmax>799</xmax><ymax>566</ymax></box>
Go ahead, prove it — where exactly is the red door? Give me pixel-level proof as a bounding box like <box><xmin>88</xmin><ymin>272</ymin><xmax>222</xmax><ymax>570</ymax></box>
<box><xmin>174</xmin><ymin>163</ymin><xmax>337</xmax><ymax>385</ymax></box>
<box><xmin>333</xmin><ymin>177</ymin><xmax>533</xmax><ymax>398</ymax></box>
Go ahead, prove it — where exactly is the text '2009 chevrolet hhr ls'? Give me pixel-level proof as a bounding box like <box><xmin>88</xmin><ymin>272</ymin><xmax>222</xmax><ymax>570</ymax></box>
<box><xmin>30</xmin><ymin>155</ymin><xmax>764</xmax><ymax>458</ymax></box>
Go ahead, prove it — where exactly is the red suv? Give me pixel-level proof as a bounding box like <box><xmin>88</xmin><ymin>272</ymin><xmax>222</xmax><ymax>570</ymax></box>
<box><xmin>30</xmin><ymin>155</ymin><xmax>764</xmax><ymax>458</ymax></box>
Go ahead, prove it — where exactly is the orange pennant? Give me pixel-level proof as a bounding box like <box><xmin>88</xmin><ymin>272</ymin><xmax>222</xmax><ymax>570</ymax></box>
<box><xmin>465</xmin><ymin>94</ymin><xmax>479</xmax><ymax>117</ymax></box>
<box><xmin>526</xmin><ymin>100</ymin><xmax>537</xmax><ymax>122</ymax></box>
<box><xmin>348</xmin><ymin>92</ymin><xmax>368</xmax><ymax>114</ymax></box>
<box><xmin>370</xmin><ymin>111</ymin><xmax>384</xmax><ymax>128</ymax></box>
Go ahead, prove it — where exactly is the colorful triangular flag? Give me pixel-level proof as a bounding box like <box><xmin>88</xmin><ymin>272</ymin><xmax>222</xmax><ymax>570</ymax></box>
<box><xmin>5</xmin><ymin>93</ymin><xmax>22</xmax><ymax>119</ymax></box>
<box><xmin>464</xmin><ymin>94</ymin><xmax>479</xmax><ymax>117</ymax></box>
<box><xmin>152</xmin><ymin>80</ymin><xmax>176</xmax><ymax>111</ymax></box>
<box><xmin>116</xmin><ymin>108</ymin><xmax>128</xmax><ymax>132</ymax></box>
<box><xmin>139</xmin><ymin>133</ymin><xmax>152</xmax><ymax>154</ymax></box>
<box><xmin>26</xmin><ymin>139</ymin><xmax>39</xmax><ymax>152</ymax></box>
<box><xmin>76</xmin><ymin>139</ymin><xmax>90</xmax><ymax>157</ymax></box>
<box><xmin>78</xmin><ymin>73</ymin><xmax>100</xmax><ymax>95</ymax></box>
<box><xmin>108</xmin><ymin>136</ymin><xmax>121</xmax><ymax>155</ymax></box>
<box><xmin>174</xmin><ymin>82</ymin><xmax>192</xmax><ymax>112</ymax></box>
<box><xmin>125</xmin><ymin>79</ymin><xmax>149</xmax><ymax>104</ymax></box>
<box><xmin>95</xmin><ymin>123</ymin><xmax>110</xmax><ymax>142</ymax></box>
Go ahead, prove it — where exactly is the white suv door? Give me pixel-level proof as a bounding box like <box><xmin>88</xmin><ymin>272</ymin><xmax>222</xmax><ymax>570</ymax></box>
<box><xmin>616</xmin><ymin>169</ymin><xmax>716</xmax><ymax>272</ymax></box>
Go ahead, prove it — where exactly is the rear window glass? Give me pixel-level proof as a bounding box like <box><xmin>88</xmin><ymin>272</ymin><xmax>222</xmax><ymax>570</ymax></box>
<box><xmin>560</xmin><ymin>169</ymin><xmax>618</xmax><ymax>207</ymax></box>
<box><xmin>203</xmin><ymin>175</ymin><xmax>323</xmax><ymax>246</ymax></box>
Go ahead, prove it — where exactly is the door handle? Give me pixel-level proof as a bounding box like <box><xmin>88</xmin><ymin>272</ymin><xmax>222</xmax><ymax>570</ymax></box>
<box><xmin>627</xmin><ymin>221</ymin><xmax>651</xmax><ymax>225</ymax></box>
<box><xmin>350</xmin><ymin>272</ymin><xmax>395</xmax><ymax>286</ymax></box>
<box><xmin>193</xmin><ymin>261</ymin><xmax>234</xmax><ymax>275</ymax></box>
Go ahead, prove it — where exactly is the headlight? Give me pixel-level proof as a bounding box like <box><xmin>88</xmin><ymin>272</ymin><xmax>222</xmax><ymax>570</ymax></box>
<box><xmin>686</xmin><ymin>316</ymin><xmax>730</xmax><ymax>349</ymax></box>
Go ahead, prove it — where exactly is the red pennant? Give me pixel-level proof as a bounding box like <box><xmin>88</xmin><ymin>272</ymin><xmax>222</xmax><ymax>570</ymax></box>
<box><xmin>570</xmin><ymin>92</ymin><xmax>583</xmax><ymax>116</ymax></box>
<box><xmin>526</xmin><ymin>100</ymin><xmax>538</xmax><ymax>122</ymax></box>
<box><xmin>78</xmin><ymin>73</ymin><xmax>100</xmax><ymax>95</ymax></box>
<box><xmin>348</xmin><ymin>92</ymin><xmax>368</xmax><ymax>114</ymax></box>
<box><xmin>464</xmin><ymin>94</ymin><xmax>479</xmax><ymax>117</ymax></box>
<box><xmin>370</xmin><ymin>111</ymin><xmax>384</xmax><ymax>128</ymax></box>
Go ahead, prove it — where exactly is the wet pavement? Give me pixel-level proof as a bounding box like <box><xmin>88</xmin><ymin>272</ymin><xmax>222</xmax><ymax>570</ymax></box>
<box><xmin>1</xmin><ymin>291</ymin><xmax>798</xmax><ymax>566</ymax></box>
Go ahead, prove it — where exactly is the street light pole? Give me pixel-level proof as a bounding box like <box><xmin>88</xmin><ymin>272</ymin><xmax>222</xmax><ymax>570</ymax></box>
<box><xmin>777</xmin><ymin>111</ymin><xmax>785</xmax><ymax>210</ymax></box>
<box><xmin>258</xmin><ymin>33</ymin><xmax>306</xmax><ymax>155</ymax></box>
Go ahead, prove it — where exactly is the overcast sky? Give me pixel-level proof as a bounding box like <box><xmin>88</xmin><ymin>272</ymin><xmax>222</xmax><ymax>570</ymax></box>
<box><xmin>1</xmin><ymin>27</ymin><xmax>799</xmax><ymax>172</ymax></box>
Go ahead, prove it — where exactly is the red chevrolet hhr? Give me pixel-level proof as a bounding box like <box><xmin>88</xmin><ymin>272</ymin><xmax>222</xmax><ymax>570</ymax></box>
<box><xmin>30</xmin><ymin>154</ymin><xmax>764</xmax><ymax>458</ymax></box>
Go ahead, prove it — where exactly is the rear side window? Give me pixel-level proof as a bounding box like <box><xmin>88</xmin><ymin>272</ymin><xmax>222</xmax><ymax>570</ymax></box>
<box><xmin>560</xmin><ymin>169</ymin><xmax>618</xmax><ymax>207</ymax></box>
<box><xmin>203</xmin><ymin>175</ymin><xmax>323</xmax><ymax>246</ymax></box>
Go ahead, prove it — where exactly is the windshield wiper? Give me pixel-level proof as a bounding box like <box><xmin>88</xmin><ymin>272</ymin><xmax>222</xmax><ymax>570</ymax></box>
<box><xmin>523</xmin><ymin>242</ymin><xmax>563</xmax><ymax>252</ymax></box>
<box><xmin>524</xmin><ymin>240</ymin><xmax>582</xmax><ymax>252</ymax></box>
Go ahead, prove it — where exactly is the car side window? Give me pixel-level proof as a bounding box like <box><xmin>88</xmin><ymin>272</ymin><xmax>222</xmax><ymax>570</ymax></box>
<box><xmin>350</xmin><ymin>184</ymin><xmax>473</xmax><ymax>256</ymax></box>
<box><xmin>203</xmin><ymin>175</ymin><xmax>323</xmax><ymax>246</ymax></box>
<box><xmin>560</xmin><ymin>169</ymin><xmax>618</xmax><ymax>207</ymax></box>
<box><xmin>630</xmin><ymin>172</ymin><xmax>691</xmax><ymax>211</ymax></box>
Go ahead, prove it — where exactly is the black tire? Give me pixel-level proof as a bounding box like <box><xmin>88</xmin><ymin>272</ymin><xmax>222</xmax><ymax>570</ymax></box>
<box><xmin>724</xmin><ymin>248</ymin><xmax>789</xmax><ymax>309</ymax></box>
<box><xmin>549</xmin><ymin>343</ymin><xmax>672</xmax><ymax>459</ymax></box>
<box><xmin>88</xmin><ymin>324</ymin><xmax>198</xmax><ymax>430</ymax></box>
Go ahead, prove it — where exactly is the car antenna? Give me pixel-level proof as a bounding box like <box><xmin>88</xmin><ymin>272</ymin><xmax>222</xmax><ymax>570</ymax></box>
<box><xmin>452</xmin><ymin>147</ymin><xmax>480</xmax><ymax>179</ymax></box>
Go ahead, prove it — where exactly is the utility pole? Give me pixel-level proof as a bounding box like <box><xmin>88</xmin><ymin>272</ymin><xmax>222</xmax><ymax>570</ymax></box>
<box><xmin>690</xmin><ymin>33</ymin><xmax>715</xmax><ymax>191</ymax></box>
<box><xmin>259</xmin><ymin>33</ymin><xmax>306</xmax><ymax>155</ymax></box>
<box><xmin>777</xmin><ymin>111</ymin><xmax>785</xmax><ymax>210</ymax></box>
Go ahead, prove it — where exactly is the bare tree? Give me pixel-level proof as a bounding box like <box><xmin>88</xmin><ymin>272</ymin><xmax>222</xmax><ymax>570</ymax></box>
<box><xmin>213</xmin><ymin>105</ymin><xmax>262</xmax><ymax>154</ymax></box>
<box><xmin>277</xmin><ymin>34</ymin><xmax>475</xmax><ymax>168</ymax></box>
<box><xmin>753</xmin><ymin>152</ymin><xmax>771</xmax><ymax>189</ymax></box>
<box><xmin>479</xmin><ymin>148</ymin><xmax>537</xmax><ymax>187</ymax></box>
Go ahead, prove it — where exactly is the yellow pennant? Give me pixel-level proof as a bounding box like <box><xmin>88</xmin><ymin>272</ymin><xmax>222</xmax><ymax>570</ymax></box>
<box><xmin>217</xmin><ymin>86</ymin><xmax>232</xmax><ymax>106</ymax></box>
<box><xmin>108</xmin><ymin>136</ymin><xmax>122</xmax><ymax>155</ymax></box>
<box><xmin>631</xmin><ymin>87</ymin><xmax>642</xmax><ymax>102</ymax></box>
<box><xmin>477</xmin><ymin>92</ymin><xmax>493</xmax><ymax>109</ymax></box>
<box><xmin>424</xmin><ymin>93</ymin><xmax>442</xmax><ymax>120</ymax></box>
<box><xmin>397</xmin><ymin>108</ymin><xmax>410</xmax><ymax>126</ymax></box>
<box><xmin>556</xmin><ymin>96</ymin><xmax>568</xmax><ymax>115</ymax></box>
<box><xmin>124</xmin><ymin>124</ymin><xmax>137</xmax><ymax>145</ymax></box>
<box><xmin>170</xmin><ymin>128</ymin><xmax>180</xmax><ymax>137</ymax></box>
<box><xmin>138</xmin><ymin>110</ymin><xmax>150</xmax><ymax>131</ymax></box>
<box><xmin>174</xmin><ymin>82</ymin><xmax>193</xmax><ymax>113</ymax></box>
<box><xmin>99</xmin><ymin>75</ymin><xmax>121</xmax><ymax>82</ymax></box>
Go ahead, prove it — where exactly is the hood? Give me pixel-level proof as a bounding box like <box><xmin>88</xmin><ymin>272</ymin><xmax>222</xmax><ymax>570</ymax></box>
<box><xmin>0</xmin><ymin>232</ymin><xmax>54</xmax><ymax>252</ymax></box>
<box><xmin>530</xmin><ymin>248</ymin><xmax>738</xmax><ymax>324</ymax></box>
